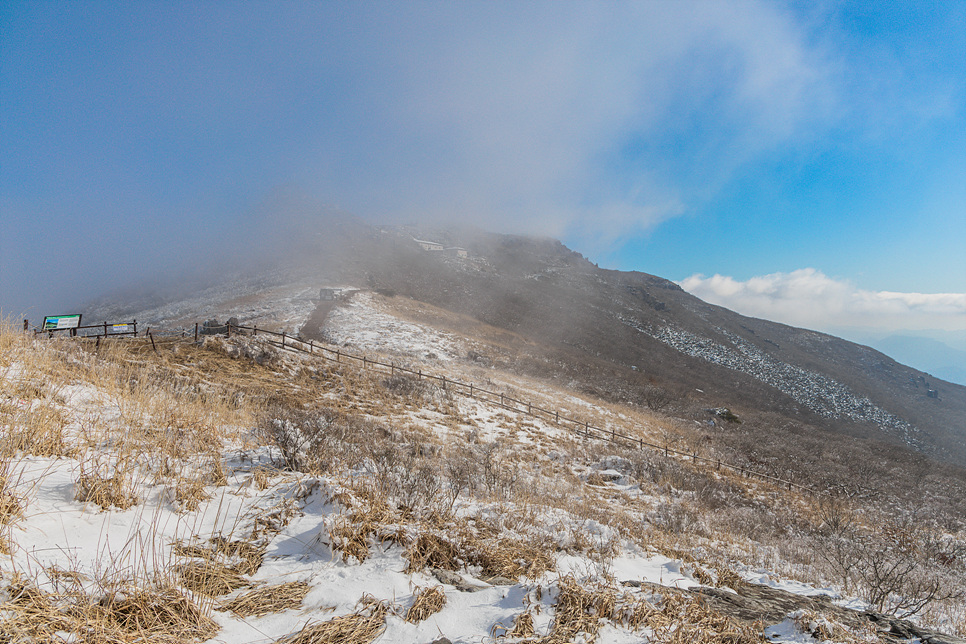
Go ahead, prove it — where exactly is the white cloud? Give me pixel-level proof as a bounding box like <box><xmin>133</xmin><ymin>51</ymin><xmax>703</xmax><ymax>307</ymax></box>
<box><xmin>679</xmin><ymin>268</ymin><xmax>966</xmax><ymax>332</ymax></box>
<box><xmin>306</xmin><ymin>1</ymin><xmax>840</xmax><ymax>240</ymax></box>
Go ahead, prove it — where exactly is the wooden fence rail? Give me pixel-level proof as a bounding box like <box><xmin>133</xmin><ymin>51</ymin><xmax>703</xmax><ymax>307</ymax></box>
<box><xmin>32</xmin><ymin>320</ymin><xmax>139</xmax><ymax>338</ymax></box>
<box><xmin>226</xmin><ymin>322</ymin><xmax>813</xmax><ymax>494</ymax></box>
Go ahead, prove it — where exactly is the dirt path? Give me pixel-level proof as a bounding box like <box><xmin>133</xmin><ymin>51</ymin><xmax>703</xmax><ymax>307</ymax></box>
<box><xmin>298</xmin><ymin>290</ymin><xmax>359</xmax><ymax>341</ymax></box>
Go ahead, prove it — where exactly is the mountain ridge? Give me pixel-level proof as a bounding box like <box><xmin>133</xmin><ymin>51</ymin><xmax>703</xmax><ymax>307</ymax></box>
<box><xmin>88</xmin><ymin>219</ymin><xmax>966</xmax><ymax>468</ymax></box>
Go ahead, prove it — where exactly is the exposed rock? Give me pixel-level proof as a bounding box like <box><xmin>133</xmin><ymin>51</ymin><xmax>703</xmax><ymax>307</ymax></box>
<box><xmin>624</xmin><ymin>321</ymin><xmax>924</xmax><ymax>449</ymax></box>
<box><xmin>430</xmin><ymin>567</ymin><xmax>489</xmax><ymax>593</ymax></box>
<box><xmin>692</xmin><ymin>584</ymin><xmax>966</xmax><ymax>644</ymax></box>
<box><xmin>693</xmin><ymin>585</ymin><xmax>865</xmax><ymax>632</ymax></box>
<box><xmin>482</xmin><ymin>575</ymin><xmax>516</xmax><ymax>586</ymax></box>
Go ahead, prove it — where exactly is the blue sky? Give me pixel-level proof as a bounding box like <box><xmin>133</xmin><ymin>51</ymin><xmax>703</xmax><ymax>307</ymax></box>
<box><xmin>2</xmin><ymin>1</ymin><xmax>964</xmax><ymax>351</ymax></box>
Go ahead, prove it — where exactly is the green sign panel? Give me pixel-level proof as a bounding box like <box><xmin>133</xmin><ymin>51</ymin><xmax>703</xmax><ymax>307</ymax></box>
<box><xmin>42</xmin><ymin>314</ymin><xmax>82</xmax><ymax>331</ymax></box>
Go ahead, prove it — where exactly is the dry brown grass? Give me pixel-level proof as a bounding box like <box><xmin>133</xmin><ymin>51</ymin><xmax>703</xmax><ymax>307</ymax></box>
<box><xmin>174</xmin><ymin>475</ymin><xmax>211</xmax><ymax>511</ymax></box>
<box><xmin>4</xmin><ymin>320</ymin><xmax>964</xmax><ymax>639</ymax></box>
<box><xmin>405</xmin><ymin>585</ymin><xmax>446</xmax><ymax>623</ymax></box>
<box><xmin>0</xmin><ymin>572</ymin><xmax>218</xmax><ymax>643</ymax></box>
<box><xmin>713</xmin><ymin>565</ymin><xmax>745</xmax><ymax>590</ymax></box>
<box><xmin>177</xmin><ymin>560</ymin><xmax>249</xmax><ymax>597</ymax></box>
<box><xmin>647</xmin><ymin>590</ymin><xmax>766</xmax><ymax>644</ymax></box>
<box><xmin>0</xmin><ymin>457</ymin><xmax>24</xmax><ymax>554</ymax></box>
<box><xmin>75</xmin><ymin>455</ymin><xmax>140</xmax><ymax>510</ymax></box>
<box><xmin>174</xmin><ymin>534</ymin><xmax>267</xmax><ymax>580</ymax></box>
<box><xmin>274</xmin><ymin>595</ymin><xmax>391</xmax><ymax>644</ymax></box>
<box><xmin>492</xmin><ymin>610</ymin><xmax>537</xmax><ymax>638</ymax></box>
<box><xmin>501</xmin><ymin>578</ymin><xmax>766</xmax><ymax>644</ymax></box>
<box><xmin>1</xmin><ymin>403</ymin><xmax>72</xmax><ymax>458</ymax></box>
<box><xmin>544</xmin><ymin>577</ymin><xmax>645</xmax><ymax>642</ymax></box>
<box><xmin>791</xmin><ymin>610</ymin><xmax>860</xmax><ymax>643</ymax></box>
<box><xmin>210</xmin><ymin>535</ymin><xmax>268</xmax><ymax>576</ymax></box>
<box><xmin>472</xmin><ymin>536</ymin><xmax>556</xmax><ymax>581</ymax></box>
<box><xmin>223</xmin><ymin>581</ymin><xmax>311</xmax><ymax>617</ymax></box>
<box><xmin>404</xmin><ymin>532</ymin><xmax>462</xmax><ymax>573</ymax></box>
<box><xmin>329</xmin><ymin>498</ymin><xmax>402</xmax><ymax>564</ymax></box>
<box><xmin>403</xmin><ymin>526</ymin><xmax>556</xmax><ymax>582</ymax></box>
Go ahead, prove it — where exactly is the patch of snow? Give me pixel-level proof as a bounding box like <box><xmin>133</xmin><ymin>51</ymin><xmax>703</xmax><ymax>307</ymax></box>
<box><xmin>323</xmin><ymin>293</ymin><xmax>463</xmax><ymax>361</ymax></box>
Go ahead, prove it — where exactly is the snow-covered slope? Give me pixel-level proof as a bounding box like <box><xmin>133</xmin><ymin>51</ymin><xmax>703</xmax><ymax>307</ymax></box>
<box><xmin>4</xmin><ymin>296</ymin><xmax>965</xmax><ymax>643</ymax></box>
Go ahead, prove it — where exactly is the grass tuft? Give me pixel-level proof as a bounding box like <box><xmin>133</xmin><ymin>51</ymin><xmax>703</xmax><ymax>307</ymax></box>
<box><xmin>274</xmin><ymin>595</ymin><xmax>391</xmax><ymax>644</ymax></box>
<box><xmin>176</xmin><ymin>560</ymin><xmax>249</xmax><ymax>597</ymax></box>
<box><xmin>223</xmin><ymin>581</ymin><xmax>311</xmax><ymax>617</ymax></box>
<box><xmin>75</xmin><ymin>457</ymin><xmax>139</xmax><ymax>510</ymax></box>
<box><xmin>0</xmin><ymin>572</ymin><xmax>218</xmax><ymax>643</ymax></box>
<box><xmin>405</xmin><ymin>585</ymin><xmax>446</xmax><ymax>623</ymax></box>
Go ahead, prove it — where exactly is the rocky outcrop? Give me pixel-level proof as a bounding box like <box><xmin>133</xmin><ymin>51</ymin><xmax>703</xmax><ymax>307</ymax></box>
<box><xmin>622</xmin><ymin>319</ymin><xmax>924</xmax><ymax>450</ymax></box>
<box><xmin>690</xmin><ymin>584</ymin><xmax>965</xmax><ymax>644</ymax></box>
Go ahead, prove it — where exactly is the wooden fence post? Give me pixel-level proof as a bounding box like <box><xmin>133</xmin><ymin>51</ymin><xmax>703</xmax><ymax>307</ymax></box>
<box><xmin>227</xmin><ymin>322</ymin><xmax>231</xmax><ymax>338</ymax></box>
<box><xmin>281</xmin><ymin>332</ymin><xmax>286</xmax><ymax>349</ymax></box>
<box><xmin>103</xmin><ymin>321</ymin><xmax>108</xmax><ymax>338</ymax></box>
<box><xmin>336</xmin><ymin>350</ymin><xmax>340</xmax><ymax>362</ymax></box>
<box><xmin>149</xmin><ymin>331</ymin><xmax>157</xmax><ymax>353</ymax></box>
<box><xmin>23</xmin><ymin>319</ymin><xmax>28</xmax><ymax>332</ymax></box>
<box><xmin>555</xmin><ymin>411</ymin><xmax>559</xmax><ymax>423</ymax></box>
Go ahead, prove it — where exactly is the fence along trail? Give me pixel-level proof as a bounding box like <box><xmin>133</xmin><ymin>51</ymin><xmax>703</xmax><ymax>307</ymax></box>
<box><xmin>227</xmin><ymin>322</ymin><xmax>814</xmax><ymax>494</ymax></box>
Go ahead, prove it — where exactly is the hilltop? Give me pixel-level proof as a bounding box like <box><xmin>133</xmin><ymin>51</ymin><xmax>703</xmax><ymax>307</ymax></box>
<box><xmin>5</xmin><ymin>266</ymin><xmax>966</xmax><ymax>641</ymax></box>
<box><xmin>91</xmin><ymin>219</ymin><xmax>966</xmax><ymax>474</ymax></box>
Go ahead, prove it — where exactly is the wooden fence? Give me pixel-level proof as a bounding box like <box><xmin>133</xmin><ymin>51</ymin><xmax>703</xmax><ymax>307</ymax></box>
<box><xmin>226</xmin><ymin>322</ymin><xmax>814</xmax><ymax>494</ymax></box>
<box><xmin>31</xmin><ymin>320</ymin><xmax>139</xmax><ymax>339</ymax></box>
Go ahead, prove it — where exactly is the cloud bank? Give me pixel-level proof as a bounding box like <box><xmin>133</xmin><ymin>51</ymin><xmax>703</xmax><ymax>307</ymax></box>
<box><xmin>351</xmin><ymin>2</ymin><xmax>840</xmax><ymax>242</ymax></box>
<box><xmin>679</xmin><ymin>269</ymin><xmax>966</xmax><ymax>332</ymax></box>
<box><xmin>4</xmin><ymin>2</ymin><xmax>964</xmax><ymax>317</ymax></box>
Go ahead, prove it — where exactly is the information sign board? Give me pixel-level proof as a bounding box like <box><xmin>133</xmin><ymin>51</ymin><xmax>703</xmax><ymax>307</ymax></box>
<box><xmin>42</xmin><ymin>314</ymin><xmax>82</xmax><ymax>331</ymax></box>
